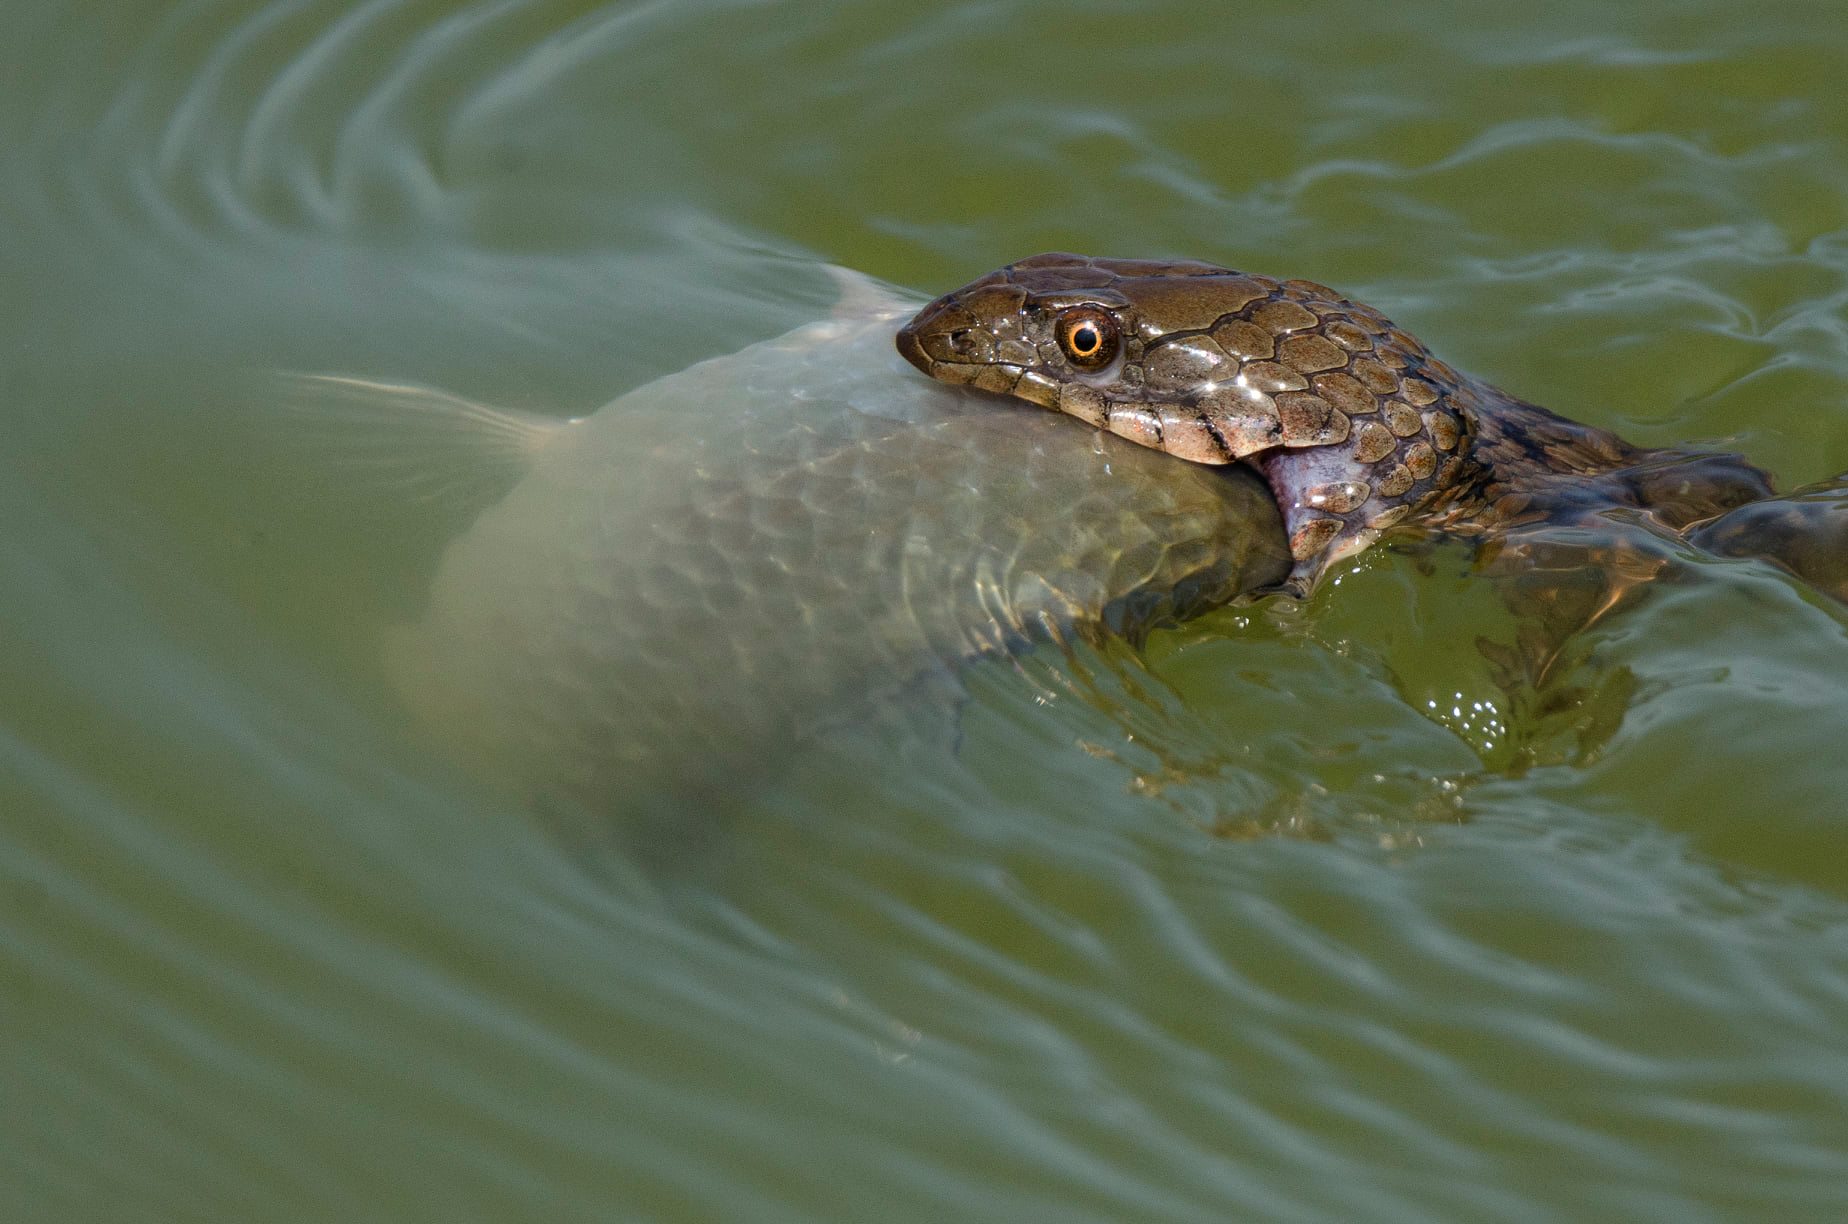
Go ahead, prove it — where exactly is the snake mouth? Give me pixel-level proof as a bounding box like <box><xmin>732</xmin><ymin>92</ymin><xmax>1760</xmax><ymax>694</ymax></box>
<box><xmin>894</xmin><ymin>323</ymin><xmax>932</xmax><ymax>373</ymax></box>
<box><xmin>896</xmin><ymin>316</ymin><xmax>994</xmax><ymax>378</ymax></box>
<box><xmin>895</xmin><ymin>320</ymin><xmax>976</xmax><ymax>384</ymax></box>
<box><xmin>895</xmin><ymin>321</ymin><xmax>1035</xmax><ymax>399</ymax></box>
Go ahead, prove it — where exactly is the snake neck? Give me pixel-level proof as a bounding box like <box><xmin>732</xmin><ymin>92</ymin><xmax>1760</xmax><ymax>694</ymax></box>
<box><xmin>1237</xmin><ymin>369</ymin><xmax>1778</xmax><ymax>600</ymax></box>
<box><xmin>1422</xmin><ymin>382</ymin><xmax>1774</xmax><ymax>540</ymax></box>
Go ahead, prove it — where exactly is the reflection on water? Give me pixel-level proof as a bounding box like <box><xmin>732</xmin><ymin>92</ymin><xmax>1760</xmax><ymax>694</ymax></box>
<box><xmin>4</xmin><ymin>1</ymin><xmax>1848</xmax><ymax>1220</ymax></box>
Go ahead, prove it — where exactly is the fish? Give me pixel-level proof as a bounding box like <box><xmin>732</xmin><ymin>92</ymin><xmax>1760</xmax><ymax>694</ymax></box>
<box><xmin>335</xmin><ymin>273</ymin><xmax>1292</xmax><ymax>837</ymax></box>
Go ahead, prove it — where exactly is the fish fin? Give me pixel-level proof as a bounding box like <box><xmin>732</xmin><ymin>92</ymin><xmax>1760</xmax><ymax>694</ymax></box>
<box><xmin>823</xmin><ymin>265</ymin><xmax>920</xmax><ymax>322</ymax></box>
<box><xmin>262</xmin><ymin>372</ymin><xmax>571</xmax><ymax>513</ymax></box>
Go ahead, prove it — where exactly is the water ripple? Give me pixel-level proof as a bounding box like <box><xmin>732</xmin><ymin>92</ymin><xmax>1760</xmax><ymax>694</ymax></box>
<box><xmin>8</xmin><ymin>0</ymin><xmax>1848</xmax><ymax>1218</ymax></box>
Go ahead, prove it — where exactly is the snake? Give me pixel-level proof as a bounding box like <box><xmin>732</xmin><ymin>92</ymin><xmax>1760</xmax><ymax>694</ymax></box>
<box><xmin>897</xmin><ymin>253</ymin><xmax>1848</xmax><ymax>608</ymax></box>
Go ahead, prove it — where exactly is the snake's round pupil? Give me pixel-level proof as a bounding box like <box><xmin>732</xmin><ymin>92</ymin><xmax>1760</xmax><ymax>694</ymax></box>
<box><xmin>1058</xmin><ymin>308</ymin><xmax>1118</xmax><ymax>367</ymax></box>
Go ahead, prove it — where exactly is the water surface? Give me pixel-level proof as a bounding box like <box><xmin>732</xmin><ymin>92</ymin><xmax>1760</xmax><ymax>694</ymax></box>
<box><xmin>4</xmin><ymin>1</ymin><xmax>1848</xmax><ymax>1220</ymax></box>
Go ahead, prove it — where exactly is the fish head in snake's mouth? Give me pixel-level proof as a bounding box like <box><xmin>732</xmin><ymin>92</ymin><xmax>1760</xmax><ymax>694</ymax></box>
<box><xmin>898</xmin><ymin>252</ymin><xmax>1478</xmax><ymax>591</ymax></box>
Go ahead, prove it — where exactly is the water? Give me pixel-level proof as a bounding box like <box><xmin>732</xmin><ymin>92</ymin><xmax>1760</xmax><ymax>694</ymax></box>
<box><xmin>4</xmin><ymin>1</ymin><xmax>1848</xmax><ymax>1219</ymax></box>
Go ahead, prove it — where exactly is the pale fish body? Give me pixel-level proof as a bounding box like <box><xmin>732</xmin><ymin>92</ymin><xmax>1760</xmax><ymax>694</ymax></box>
<box><xmin>387</xmin><ymin>286</ymin><xmax>1289</xmax><ymax>822</ymax></box>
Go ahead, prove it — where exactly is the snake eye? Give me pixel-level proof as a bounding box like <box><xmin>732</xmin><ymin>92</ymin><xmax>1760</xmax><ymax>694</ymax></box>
<box><xmin>1055</xmin><ymin>307</ymin><xmax>1120</xmax><ymax>369</ymax></box>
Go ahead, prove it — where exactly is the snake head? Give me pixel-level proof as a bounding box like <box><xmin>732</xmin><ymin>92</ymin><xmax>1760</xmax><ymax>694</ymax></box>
<box><xmin>898</xmin><ymin>253</ymin><xmax>1477</xmax><ymax>592</ymax></box>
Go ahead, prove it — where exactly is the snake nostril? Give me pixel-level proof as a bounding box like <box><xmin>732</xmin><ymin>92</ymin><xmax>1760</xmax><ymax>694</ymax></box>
<box><xmin>947</xmin><ymin>328</ymin><xmax>974</xmax><ymax>354</ymax></box>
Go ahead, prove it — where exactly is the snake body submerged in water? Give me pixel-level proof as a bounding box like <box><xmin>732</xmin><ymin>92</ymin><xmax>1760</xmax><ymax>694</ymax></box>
<box><xmin>898</xmin><ymin>253</ymin><xmax>1848</xmax><ymax>618</ymax></box>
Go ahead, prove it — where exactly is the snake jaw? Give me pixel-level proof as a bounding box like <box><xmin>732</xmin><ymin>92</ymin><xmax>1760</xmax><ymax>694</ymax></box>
<box><xmin>1250</xmin><ymin>446</ymin><xmax>1393</xmax><ymax>588</ymax></box>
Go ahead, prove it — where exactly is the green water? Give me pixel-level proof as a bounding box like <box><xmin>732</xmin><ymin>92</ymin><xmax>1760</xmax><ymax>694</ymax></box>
<box><xmin>5</xmin><ymin>1</ymin><xmax>1848</xmax><ymax>1220</ymax></box>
